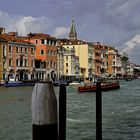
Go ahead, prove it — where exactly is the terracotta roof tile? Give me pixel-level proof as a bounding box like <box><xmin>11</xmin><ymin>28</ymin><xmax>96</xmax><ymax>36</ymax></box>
<box><xmin>27</xmin><ymin>33</ymin><xmax>57</xmax><ymax>40</ymax></box>
<box><xmin>0</xmin><ymin>34</ymin><xmax>33</xmax><ymax>44</ymax></box>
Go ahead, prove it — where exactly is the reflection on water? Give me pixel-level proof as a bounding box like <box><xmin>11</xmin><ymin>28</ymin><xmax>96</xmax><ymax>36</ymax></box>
<box><xmin>0</xmin><ymin>79</ymin><xmax>140</xmax><ymax>140</ymax></box>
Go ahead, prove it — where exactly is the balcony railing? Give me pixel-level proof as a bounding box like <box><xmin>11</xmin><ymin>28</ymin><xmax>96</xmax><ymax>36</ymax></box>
<box><xmin>35</xmin><ymin>68</ymin><xmax>46</xmax><ymax>72</ymax></box>
<box><xmin>16</xmin><ymin>66</ymin><xmax>29</xmax><ymax>70</ymax></box>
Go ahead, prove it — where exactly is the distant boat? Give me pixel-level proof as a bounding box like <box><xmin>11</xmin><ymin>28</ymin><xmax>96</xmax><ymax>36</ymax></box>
<box><xmin>69</xmin><ymin>81</ymin><xmax>84</xmax><ymax>87</ymax></box>
<box><xmin>3</xmin><ymin>79</ymin><xmax>39</xmax><ymax>87</ymax></box>
<box><xmin>53</xmin><ymin>79</ymin><xmax>71</xmax><ymax>86</ymax></box>
<box><xmin>78</xmin><ymin>81</ymin><xmax>120</xmax><ymax>92</ymax></box>
<box><xmin>3</xmin><ymin>81</ymin><xmax>23</xmax><ymax>87</ymax></box>
<box><xmin>125</xmin><ymin>77</ymin><xmax>133</xmax><ymax>81</ymax></box>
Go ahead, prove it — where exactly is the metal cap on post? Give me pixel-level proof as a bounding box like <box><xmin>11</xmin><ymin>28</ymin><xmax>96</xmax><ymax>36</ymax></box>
<box><xmin>31</xmin><ymin>81</ymin><xmax>58</xmax><ymax>140</ymax></box>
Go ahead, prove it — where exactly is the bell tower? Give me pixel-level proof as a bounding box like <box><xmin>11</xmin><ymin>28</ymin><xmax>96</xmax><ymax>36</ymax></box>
<box><xmin>69</xmin><ymin>20</ymin><xmax>77</xmax><ymax>40</ymax></box>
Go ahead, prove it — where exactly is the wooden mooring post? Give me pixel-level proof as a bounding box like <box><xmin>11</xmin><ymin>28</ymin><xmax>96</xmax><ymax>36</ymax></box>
<box><xmin>31</xmin><ymin>81</ymin><xmax>58</xmax><ymax>140</ymax></box>
<box><xmin>59</xmin><ymin>84</ymin><xmax>67</xmax><ymax>140</ymax></box>
<box><xmin>96</xmin><ymin>81</ymin><xmax>102</xmax><ymax>140</ymax></box>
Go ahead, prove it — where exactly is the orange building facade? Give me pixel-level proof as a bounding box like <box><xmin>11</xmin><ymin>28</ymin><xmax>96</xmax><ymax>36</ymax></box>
<box><xmin>93</xmin><ymin>42</ymin><xmax>108</xmax><ymax>77</ymax></box>
<box><xmin>24</xmin><ymin>33</ymin><xmax>57</xmax><ymax>81</ymax></box>
<box><xmin>0</xmin><ymin>32</ymin><xmax>36</xmax><ymax>82</ymax></box>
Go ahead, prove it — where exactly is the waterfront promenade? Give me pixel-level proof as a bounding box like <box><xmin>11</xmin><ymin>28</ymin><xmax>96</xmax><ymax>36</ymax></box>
<box><xmin>0</xmin><ymin>79</ymin><xmax>140</xmax><ymax>140</ymax></box>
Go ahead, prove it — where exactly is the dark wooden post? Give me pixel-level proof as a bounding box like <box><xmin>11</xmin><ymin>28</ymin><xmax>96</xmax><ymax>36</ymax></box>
<box><xmin>59</xmin><ymin>84</ymin><xmax>66</xmax><ymax>140</ymax></box>
<box><xmin>31</xmin><ymin>81</ymin><xmax>58</xmax><ymax>140</ymax></box>
<box><xmin>96</xmin><ymin>82</ymin><xmax>102</xmax><ymax>140</ymax></box>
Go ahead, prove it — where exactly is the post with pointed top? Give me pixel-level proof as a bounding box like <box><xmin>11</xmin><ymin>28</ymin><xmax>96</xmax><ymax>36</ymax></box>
<box><xmin>96</xmin><ymin>81</ymin><xmax>102</xmax><ymax>140</ymax></box>
<box><xmin>31</xmin><ymin>81</ymin><xmax>58</xmax><ymax>140</ymax></box>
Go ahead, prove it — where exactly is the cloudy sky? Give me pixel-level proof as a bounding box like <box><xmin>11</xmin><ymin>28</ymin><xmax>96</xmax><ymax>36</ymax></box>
<box><xmin>0</xmin><ymin>0</ymin><xmax>140</xmax><ymax>64</ymax></box>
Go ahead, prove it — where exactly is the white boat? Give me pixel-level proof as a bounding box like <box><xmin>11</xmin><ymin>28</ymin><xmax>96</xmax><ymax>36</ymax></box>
<box><xmin>69</xmin><ymin>81</ymin><xmax>84</xmax><ymax>87</ymax></box>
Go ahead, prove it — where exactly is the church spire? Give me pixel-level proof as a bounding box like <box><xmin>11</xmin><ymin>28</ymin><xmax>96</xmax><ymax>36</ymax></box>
<box><xmin>69</xmin><ymin>20</ymin><xmax>77</xmax><ymax>40</ymax></box>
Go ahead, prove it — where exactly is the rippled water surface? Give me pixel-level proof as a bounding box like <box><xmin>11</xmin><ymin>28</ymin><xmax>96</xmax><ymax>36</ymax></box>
<box><xmin>0</xmin><ymin>79</ymin><xmax>140</xmax><ymax>140</ymax></box>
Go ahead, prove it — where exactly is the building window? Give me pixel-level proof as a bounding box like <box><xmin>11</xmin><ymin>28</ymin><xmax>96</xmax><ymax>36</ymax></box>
<box><xmin>31</xmin><ymin>60</ymin><xmax>34</xmax><ymax>67</ymax></box>
<box><xmin>20</xmin><ymin>56</ymin><xmax>23</xmax><ymax>67</ymax></box>
<box><xmin>54</xmin><ymin>41</ymin><xmax>56</xmax><ymax>45</ymax></box>
<box><xmin>50</xmin><ymin>60</ymin><xmax>52</xmax><ymax>68</ymax></box>
<box><xmin>66</xmin><ymin>63</ymin><xmax>68</xmax><ymax>67</ymax></box>
<box><xmin>31</xmin><ymin>48</ymin><xmax>34</xmax><ymax>54</ymax></box>
<box><xmin>16</xmin><ymin>59</ymin><xmax>19</xmax><ymax>66</ymax></box>
<box><xmin>66</xmin><ymin>56</ymin><xmax>68</xmax><ymax>60</ymax></box>
<box><xmin>50</xmin><ymin>50</ymin><xmax>52</xmax><ymax>55</ymax></box>
<box><xmin>113</xmin><ymin>61</ymin><xmax>115</xmax><ymax>65</ymax></box>
<box><xmin>35</xmin><ymin>40</ymin><xmax>38</xmax><ymax>44</ymax></box>
<box><xmin>25</xmin><ymin>48</ymin><xmax>27</xmax><ymax>54</ymax></box>
<box><xmin>40</xmin><ymin>50</ymin><xmax>44</xmax><ymax>55</ymax></box>
<box><xmin>21</xmin><ymin>47</ymin><xmax>23</xmax><ymax>53</ymax></box>
<box><xmin>53</xmin><ymin>62</ymin><xmax>56</xmax><ymax>68</ymax></box>
<box><xmin>3</xmin><ymin>45</ymin><xmax>6</xmax><ymax>57</ymax></box>
<box><xmin>41</xmin><ymin>39</ymin><xmax>45</xmax><ymax>44</ymax></box>
<box><xmin>9</xmin><ymin>59</ymin><xmax>12</xmax><ymax>66</ymax></box>
<box><xmin>16</xmin><ymin>46</ymin><xmax>19</xmax><ymax>53</ymax></box>
<box><xmin>47</xmin><ymin>40</ymin><xmax>49</xmax><ymax>44</ymax></box>
<box><xmin>9</xmin><ymin>46</ymin><xmax>12</xmax><ymax>52</ymax></box>
<box><xmin>66</xmin><ymin>69</ymin><xmax>68</xmax><ymax>73</ymax></box>
<box><xmin>47</xmin><ymin>61</ymin><xmax>50</xmax><ymax>67</ymax></box>
<box><xmin>25</xmin><ymin>59</ymin><xmax>27</xmax><ymax>67</ymax></box>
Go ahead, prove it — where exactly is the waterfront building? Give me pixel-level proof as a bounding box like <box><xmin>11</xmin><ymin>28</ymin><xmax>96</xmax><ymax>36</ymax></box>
<box><xmin>57</xmin><ymin>46</ymin><xmax>65</xmax><ymax>79</ymax></box>
<box><xmin>0</xmin><ymin>27</ymin><xmax>5</xmax><ymax>34</ymax></box>
<box><xmin>23</xmin><ymin>33</ymin><xmax>57</xmax><ymax>81</ymax></box>
<box><xmin>0</xmin><ymin>32</ymin><xmax>36</xmax><ymax>82</ymax></box>
<box><xmin>93</xmin><ymin>42</ymin><xmax>108</xmax><ymax>77</ymax></box>
<box><xmin>63</xmin><ymin>47</ymin><xmax>79</xmax><ymax>77</ymax></box>
<box><xmin>133</xmin><ymin>64</ymin><xmax>140</xmax><ymax>77</ymax></box>
<box><xmin>0</xmin><ymin>38</ymin><xmax>8</xmax><ymax>83</ymax></box>
<box><xmin>57</xmin><ymin>45</ymin><xmax>80</xmax><ymax>80</ymax></box>
<box><xmin>126</xmin><ymin>61</ymin><xmax>134</xmax><ymax>76</ymax></box>
<box><xmin>58</xmin><ymin>39</ymin><xmax>93</xmax><ymax>78</ymax></box>
<box><xmin>121</xmin><ymin>52</ymin><xmax>129</xmax><ymax>77</ymax></box>
<box><xmin>57</xmin><ymin>20</ymin><xmax>94</xmax><ymax>78</ymax></box>
<box><xmin>107</xmin><ymin>47</ymin><xmax>122</xmax><ymax>77</ymax></box>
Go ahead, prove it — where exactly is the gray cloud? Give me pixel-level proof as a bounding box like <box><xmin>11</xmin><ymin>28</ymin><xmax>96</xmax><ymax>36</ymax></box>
<box><xmin>0</xmin><ymin>12</ymin><xmax>53</xmax><ymax>35</ymax></box>
<box><xmin>1</xmin><ymin>0</ymin><xmax>140</xmax><ymax>64</ymax></box>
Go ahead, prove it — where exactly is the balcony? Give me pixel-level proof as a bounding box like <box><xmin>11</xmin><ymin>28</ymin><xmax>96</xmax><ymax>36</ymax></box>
<box><xmin>16</xmin><ymin>66</ymin><xmax>29</xmax><ymax>70</ymax></box>
<box><xmin>8</xmin><ymin>66</ymin><xmax>14</xmax><ymax>71</ymax></box>
<box><xmin>35</xmin><ymin>68</ymin><xmax>46</xmax><ymax>72</ymax></box>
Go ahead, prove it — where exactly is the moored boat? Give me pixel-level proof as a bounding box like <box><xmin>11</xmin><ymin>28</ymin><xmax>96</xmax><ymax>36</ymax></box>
<box><xmin>3</xmin><ymin>81</ymin><xmax>23</xmax><ymax>87</ymax></box>
<box><xmin>3</xmin><ymin>79</ymin><xmax>39</xmax><ymax>87</ymax></box>
<box><xmin>78</xmin><ymin>81</ymin><xmax>120</xmax><ymax>92</ymax></box>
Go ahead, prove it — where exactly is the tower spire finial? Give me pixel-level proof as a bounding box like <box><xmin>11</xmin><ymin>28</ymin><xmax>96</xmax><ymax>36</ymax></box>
<box><xmin>69</xmin><ymin>20</ymin><xmax>77</xmax><ymax>40</ymax></box>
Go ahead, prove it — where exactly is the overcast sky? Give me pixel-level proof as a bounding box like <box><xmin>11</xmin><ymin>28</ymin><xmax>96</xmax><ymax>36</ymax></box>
<box><xmin>0</xmin><ymin>0</ymin><xmax>140</xmax><ymax>64</ymax></box>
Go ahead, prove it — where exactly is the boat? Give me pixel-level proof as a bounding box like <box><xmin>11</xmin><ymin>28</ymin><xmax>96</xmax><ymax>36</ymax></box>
<box><xmin>53</xmin><ymin>79</ymin><xmax>72</xmax><ymax>86</ymax></box>
<box><xmin>3</xmin><ymin>81</ymin><xmax>24</xmax><ymax>87</ymax></box>
<box><xmin>78</xmin><ymin>81</ymin><xmax>120</xmax><ymax>92</ymax></box>
<box><xmin>3</xmin><ymin>79</ymin><xmax>39</xmax><ymax>87</ymax></box>
<box><xmin>69</xmin><ymin>80</ymin><xmax>84</xmax><ymax>86</ymax></box>
<box><xmin>22</xmin><ymin>79</ymin><xmax>39</xmax><ymax>86</ymax></box>
<box><xmin>125</xmin><ymin>77</ymin><xmax>133</xmax><ymax>81</ymax></box>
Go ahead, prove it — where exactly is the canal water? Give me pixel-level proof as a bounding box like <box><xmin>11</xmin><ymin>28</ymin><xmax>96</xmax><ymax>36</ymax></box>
<box><xmin>0</xmin><ymin>79</ymin><xmax>140</xmax><ymax>140</ymax></box>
